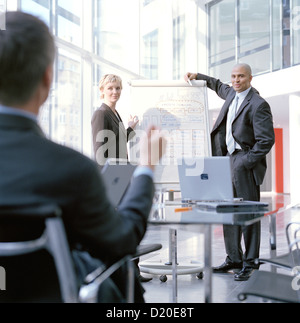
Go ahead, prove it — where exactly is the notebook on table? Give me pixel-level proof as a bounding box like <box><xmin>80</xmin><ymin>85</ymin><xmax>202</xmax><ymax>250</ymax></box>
<box><xmin>101</xmin><ymin>159</ymin><xmax>137</xmax><ymax>207</ymax></box>
<box><xmin>195</xmin><ymin>200</ymin><xmax>269</xmax><ymax>212</ymax></box>
<box><xmin>177</xmin><ymin>157</ymin><xmax>269</xmax><ymax>212</ymax></box>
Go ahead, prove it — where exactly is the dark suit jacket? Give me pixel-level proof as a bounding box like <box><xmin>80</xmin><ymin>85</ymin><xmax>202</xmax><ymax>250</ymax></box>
<box><xmin>91</xmin><ymin>103</ymin><xmax>135</xmax><ymax>165</ymax></box>
<box><xmin>197</xmin><ymin>73</ymin><xmax>275</xmax><ymax>186</ymax></box>
<box><xmin>0</xmin><ymin>113</ymin><xmax>154</xmax><ymax>270</ymax></box>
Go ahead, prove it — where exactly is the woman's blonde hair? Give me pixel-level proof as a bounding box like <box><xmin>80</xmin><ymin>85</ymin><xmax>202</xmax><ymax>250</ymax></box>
<box><xmin>99</xmin><ymin>74</ymin><xmax>123</xmax><ymax>99</ymax></box>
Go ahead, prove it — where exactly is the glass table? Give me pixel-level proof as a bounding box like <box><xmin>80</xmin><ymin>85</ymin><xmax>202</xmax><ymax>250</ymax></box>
<box><xmin>144</xmin><ymin>203</ymin><xmax>288</xmax><ymax>303</ymax></box>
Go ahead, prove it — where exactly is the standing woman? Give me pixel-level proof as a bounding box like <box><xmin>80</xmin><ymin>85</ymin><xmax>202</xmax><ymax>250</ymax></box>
<box><xmin>92</xmin><ymin>74</ymin><xmax>138</xmax><ymax>166</ymax></box>
<box><xmin>91</xmin><ymin>75</ymin><xmax>151</xmax><ymax>283</ymax></box>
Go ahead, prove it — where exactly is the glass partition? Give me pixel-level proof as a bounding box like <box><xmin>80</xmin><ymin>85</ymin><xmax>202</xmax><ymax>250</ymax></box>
<box><xmin>209</xmin><ymin>0</ymin><xmax>235</xmax><ymax>69</ymax></box>
<box><xmin>208</xmin><ymin>0</ymin><xmax>300</xmax><ymax>80</ymax></box>
<box><xmin>239</xmin><ymin>0</ymin><xmax>271</xmax><ymax>75</ymax></box>
<box><xmin>272</xmin><ymin>0</ymin><xmax>283</xmax><ymax>71</ymax></box>
<box><xmin>21</xmin><ymin>0</ymin><xmax>50</xmax><ymax>25</ymax></box>
<box><xmin>57</xmin><ymin>0</ymin><xmax>83</xmax><ymax>47</ymax></box>
<box><xmin>292</xmin><ymin>0</ymin><xmax>300</xmax><ymax>65</ymax></box>
<box><xmin>53</xmin><ymin>48</ymin><xmax>82</xmax><ymax>151</ymax></box>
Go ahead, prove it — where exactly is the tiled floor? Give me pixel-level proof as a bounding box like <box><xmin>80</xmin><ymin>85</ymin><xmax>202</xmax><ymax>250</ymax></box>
<box><xmin>139</xmin><ymin>193</ymin><xmax>300</xmax><ymax>303</ymax></box>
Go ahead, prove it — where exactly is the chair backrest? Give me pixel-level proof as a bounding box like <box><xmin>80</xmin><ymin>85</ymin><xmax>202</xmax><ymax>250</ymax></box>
<box><xmin>287</xmin><ymin>222</ymin><xmax>300</xmax><ymax>302</ymax></box>
<box><xmin>286</xmin><ymin>222</ymin><xmax>300</xmax><ymax>249</ymax></box>
<box><xmin>286</xmin><ymin>222</ymin><xmax>300</xmax><ymax>290</ymax></box>
<box><xmin>0</xmin><ymin>204</ymin><xmax>78</xmax><ymax>303</ymax></box>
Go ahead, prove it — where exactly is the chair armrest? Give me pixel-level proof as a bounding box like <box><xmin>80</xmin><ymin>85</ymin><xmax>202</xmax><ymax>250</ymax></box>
<box><xmin>79</xmin><ymin>255</ymin><xmax>133</xmax><ymax>303</ymax></box>
<box><xmin>132</xmin><ymin>243</ymin><xmax>162</xmax><ymax>260</ymax></box>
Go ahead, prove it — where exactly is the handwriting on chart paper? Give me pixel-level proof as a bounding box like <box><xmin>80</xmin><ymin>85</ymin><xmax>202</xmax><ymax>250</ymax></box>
<box><xmin>129</xmin><ymin>81</ymin><xmax>211</xmax><ymax>184</ymax></box>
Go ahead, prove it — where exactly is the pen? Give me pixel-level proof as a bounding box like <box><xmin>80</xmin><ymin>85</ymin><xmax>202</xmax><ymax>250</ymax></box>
<box><xmin>187</xmin><ymin>79</ymin><xmax>193</xmax><ymax>86</ymax></box>
<box><xmin>175</xmin><ymin>207</ymin><xmax>193</xmax><ymax>213</ymax></box>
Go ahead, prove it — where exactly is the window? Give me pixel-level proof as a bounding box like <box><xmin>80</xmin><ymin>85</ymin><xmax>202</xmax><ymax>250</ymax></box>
<box><xmin>272</xmin><ymin>0</ymin><xmax>282</xmax><ymax>71</ymax></box>
<box><xmin>209</xmin><ymin>0</ymin><xmax>235</xmax><ymax>67</ymax></box>
<box><xmin>0</xmin><ymin>0</ymin><xmax>6</xmax><ymax>30</ymax></box>
<box><xmin>93</xmin><ymin>0</ymin><xmax>140</xmax><ymax>73</ymax></box>
<box><xmin>18</xmin><ymin>0</ymin><xmax>204</xmax><ymax>158</ymax></box>
<box><xmin>143</xmin><ymin>0</ymin><xmax>155</xmax><ymax>6</ymax></box>
<box><xmin>57</xmin><ymin>0</ymin><xmax>82</xmax><ymax>47</ymax></box>
<box><xmin>292</xmin><ymin>0</ymin><xmax>300</xmax><ymax>65</ymax></box>
<box><xmin>239</xmin><ymin>0</ymin><xmax>271</xmax><ymax>75</ymax></box>
<box><xmin>173</xmin><ymin>15</ymin><xmax>186</xmax><ymax>80</ymax></box>
<box><xmin>208</xmin><ymin>0</ymin><xmax>300</xmax><ymax>79</ymax></box>
<box><xmin>141</xmin><ymin>30</ymin><xmax>159</xmax><ymax>79</ymax></box>
<box><xmin>54</xmin><ymin>49</ymin><xmax>82</xmax><ymax>151</ymax></box>
<box><xmin>21</xmin><ymin>0</ymin><xmax>50</xmax><ymax>25</ymax></box>
<box><xmin>282</xmin><ymin>0</ymin><xmax>291</xmax><ymax>68</ymax></box>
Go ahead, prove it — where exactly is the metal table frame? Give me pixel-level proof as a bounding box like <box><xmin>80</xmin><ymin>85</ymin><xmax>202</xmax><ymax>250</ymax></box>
<box><xmin>148</xmin><ymin>205</ymin><xmax>286</xmax><ymax>303</ymax></box>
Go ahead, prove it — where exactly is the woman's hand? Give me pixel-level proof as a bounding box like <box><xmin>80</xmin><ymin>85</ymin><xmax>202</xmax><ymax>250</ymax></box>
<box><xmin>128</xmin><ymin>115</ymin><xmax>139</xmax><ymax>129</ymax></box>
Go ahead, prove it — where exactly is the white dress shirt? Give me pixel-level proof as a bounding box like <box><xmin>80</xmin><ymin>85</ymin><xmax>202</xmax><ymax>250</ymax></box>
<box><xmin>0</xmin><ymin>104</ymin><xmax>38</xmax><ymax>122</ymax></box>
<box><xmin>226</xmin><ymin>87</ymin><xmax>252</xmax><ymax>152</ymax></box>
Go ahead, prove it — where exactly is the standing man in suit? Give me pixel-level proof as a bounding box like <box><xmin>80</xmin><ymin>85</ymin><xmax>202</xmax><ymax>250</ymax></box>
<box><xmin>185</xmin><ymin>64</ymin><xmax>275</xmax><ymax>281</ymax></box>
<box><xmin>0</xmin><ymin>11</ymin><xmax>166</xmax><ymax>302</ymax></box>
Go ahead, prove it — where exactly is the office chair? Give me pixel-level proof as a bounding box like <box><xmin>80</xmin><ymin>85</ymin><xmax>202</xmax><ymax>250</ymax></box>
<box><xmin>238</xmin><ymin>222</ymin><xmax>300</xmax><ymax>303</ymax></box>
<box><xmin>134</xmin><ymin>244</ymin><xmax>163</xmax><ymax>261</ymax></box>
<box><xmin>255</xmin><ymin>222</ymin><xmax>300</xmax><ymax>271</ymax></box>
<box><xmin>0</xmin><ymin>204</ymin><xmax>136</xmax><ymax>303</ymax></box>
<box><xmin>80</xmin><ymin>243</ymin><xmax>163</xmax><ymax>303</ymax></box>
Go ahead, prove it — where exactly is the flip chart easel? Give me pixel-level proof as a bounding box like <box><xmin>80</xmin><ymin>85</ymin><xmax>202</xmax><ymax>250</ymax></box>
<box><xmin>128</xmin><ymin>80</ymin><xmax>211</xmax><ymax>190</ymax></box>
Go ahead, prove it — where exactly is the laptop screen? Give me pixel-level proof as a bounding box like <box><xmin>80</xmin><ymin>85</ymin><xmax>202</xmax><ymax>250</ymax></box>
<box><xmin>101</xmin><ymin>159</ymin><xmax>137</xmax><ymax>207</ymax></box>
<box><xmin>177</xmin><ymin>157</ymin><xmax>234</xmax><ymax>202</ymax></box>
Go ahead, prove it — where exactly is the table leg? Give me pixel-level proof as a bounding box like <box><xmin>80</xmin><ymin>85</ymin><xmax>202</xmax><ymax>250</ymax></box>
<box><xmin>166</xmin><ymin>229</ymin><xmax>173</xmax><ymax>265</ymax></box>
<box><xmin>170</xmin><ymin>228</ymin><xmax>178</xmax><ymax>303</ymax></box>
<box><xmin>204</xmin><ymin>224</ymin><xmax>212</xmax><ymax>303</ymax></box>
<box><xmin>269</xmin><ymin>212</ymin><xmax>277</xmax><ymax>274</ymax></box>
<box><xmin>126</xmin><ymin>259</ymin><xmax>135</xmax><ymax>303</ymax></box>
<box><xmin>269</xmin><ymin>212</ymin><xmax>277</xmax><ymax>256</ymax></box>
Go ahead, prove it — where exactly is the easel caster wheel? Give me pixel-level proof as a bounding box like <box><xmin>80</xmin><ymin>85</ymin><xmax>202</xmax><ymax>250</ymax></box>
<box><xmin>160</xmin><ymin>275</ymin><xmax>168</xmax><ymax>283</ymax></box>
<box><xmin>197</xmin><ymin>272</ymin><xmax>204</xmax><ymax>280</ymax></box>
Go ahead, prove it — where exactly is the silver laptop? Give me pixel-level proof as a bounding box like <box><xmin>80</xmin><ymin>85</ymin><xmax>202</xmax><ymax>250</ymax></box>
<box><xmin>178</xmin><ymin>157</ymin><xmax>234</xmax><ymax>201</ymax></box>
<box><xmin>101</xmin><ymin>159</ymin><xmax>137</xmax><ymax>207</ymax></box>
<box><xmin>177</xmin><ymin>157</ymin><xmax>268</xmax><ymax>212</ymax></box>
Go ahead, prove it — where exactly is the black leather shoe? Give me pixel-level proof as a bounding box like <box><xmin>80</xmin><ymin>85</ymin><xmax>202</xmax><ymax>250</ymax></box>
<box><xmin>234</xmin><ymin>267</ymin><xmax>254</xmax><ymax>281</ymax></box>
<box><xmin>139</xmin><ymin>275</ymin><xmax>153</xmax><ymax>283</ymax></box>
<box><xmin>213</xmin><ymin>261</ymin><xmax>243</xmax><ymax>273</ymax></box>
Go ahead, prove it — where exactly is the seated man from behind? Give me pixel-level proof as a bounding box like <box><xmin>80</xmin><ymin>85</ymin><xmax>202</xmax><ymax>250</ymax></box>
<box><xmin>0</xmin><ymin>11</ymin><xmax>166</xmax><ymax>303</ymax></box>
